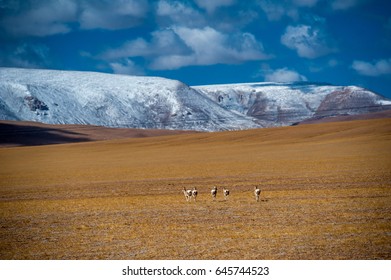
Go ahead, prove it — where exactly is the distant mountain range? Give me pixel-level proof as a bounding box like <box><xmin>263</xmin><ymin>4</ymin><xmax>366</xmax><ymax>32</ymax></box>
<box><xmin>1</xmin><ymin>67</ymin><xmax>390</xmax><ymax>131</ymax></box>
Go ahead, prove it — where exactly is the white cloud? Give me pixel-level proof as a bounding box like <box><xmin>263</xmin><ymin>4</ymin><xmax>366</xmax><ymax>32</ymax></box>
<box><xmin>352</xmin><ymin>59</ymin><xmax>391</xmax><ymax>76</ymax></box>
<box><xmin>150</xmin><ymin>26</ymin><xmax>269</xmax><ymax>70</ymax></box>
<box><xmin>109</xmin><ymin>59</ymin><xmax>144</xmax><ymax>76</ymax></box>
<box><xmin>1</xmin><ymin>0</ymin><xmax>149</xmax><ymax>36</ymax></box>
<box><xmin>259</xmin><ymin>1</ymin><xmax>295</xmax><ymax>21</ymax></box>
<box><xmin>101</xmin><ymin>26</ymin><xmax>269</xmax><ymax>70</ymax></box>
<box><xmin>281</xmin><ymin>24</ymin><xmax>336</xmax><ymax>59</ymax></box>
<box><xmin>260</xmin><ymin>0</ymin><xmax>356</xmax><ymax>12</ymax></box>
<box><xmin>1</xmin><ymin>0</ymin><xmax>77</xmax><ymax>36</ymax></box>
<box><xmin>194</xmin><ymin>0</ymin><xmax>236</xmax><ymax>14</ymax></box>
<box><xmin>259</xmin><ymin>0</ymin><xmax>320</xmax><ymax>22</ymax></box>
<box><xmin>102</xmin><ymin>38</ymin><xmax>151</xmax><ymax>59</ymax></box>
<box><xmin>150</xmin><ymin>55</ymin><xmax>195</xmax><ymax>70</ymax></box>
<box><xmin>264</xmin><ymin>68</ymin><xmax>308</xmax><ymax>83</ymax></box>
<box><xmin>79</xmin><ymin>0</ymin><xmax>149</xmax><ymax>30</ymax></box>
<box><xmin>156</xmin><ymin>0</ymin><xmax>205</xmax><ymax>27</ymax></box>
<box><xmin>101</xmin><ymin>29</ymin><xmax>190</xmax><ymax>61</ymax></box>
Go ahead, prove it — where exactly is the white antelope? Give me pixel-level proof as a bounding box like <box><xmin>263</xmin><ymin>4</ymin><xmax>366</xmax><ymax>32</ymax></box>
<box><xmin>192</xmin><ymin>187</ymin><xmax>198</xmax><ymax>202</ymax></box>
<box><xmin>223</xmin><ymin>187</ymin><xmax>230</xmax><ymax>200</ymax></box>
<box><xmin>254</xmin><ymin>186</ymin><xmax>261</xmax><ymax>202</ymax></box>
<box><xmin>183</xmin><ymin>187</ymin><xmax>192</xmax><ymax>202</ymax></box>
<box><xmin>211</xmin><ymin>186</ymin><xmax>217</xmax><ymax>200</ymax></box>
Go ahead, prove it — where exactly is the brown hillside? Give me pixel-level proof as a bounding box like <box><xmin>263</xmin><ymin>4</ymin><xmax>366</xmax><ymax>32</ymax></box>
<box><xmin>0</xmin><ymin>119</ymin><xmax>390</xmax><ymax>259</ymax></box>
<box><xmin>0</xmin><ymin>120</ymin><xmax>197</xmax><ymax>147</ymax></box>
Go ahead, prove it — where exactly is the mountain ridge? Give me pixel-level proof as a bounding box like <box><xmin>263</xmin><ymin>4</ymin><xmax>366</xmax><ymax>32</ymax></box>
<box><xmin>1</xmin><ymin>67</ymin><xmax>390</xmax><ymax>131</ymax></box>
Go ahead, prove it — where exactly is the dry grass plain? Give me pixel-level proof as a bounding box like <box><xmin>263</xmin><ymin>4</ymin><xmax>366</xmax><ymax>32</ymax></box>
<box><xmin>0</xmin><ymin>118</ymin><xmax>390</xmax><ymax>259</ymax></box>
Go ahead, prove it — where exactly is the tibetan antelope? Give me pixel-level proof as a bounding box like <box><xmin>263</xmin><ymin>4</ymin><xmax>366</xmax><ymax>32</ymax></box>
<box><xmin>211</xmin><ymin>186</ymin><xmax>217</xmax><ymax>200</ymax></box>
<box><xmin>254</xmin><ymin>186</ymin><xmax>261</xmax><ymax>202</ymax></box>
<box><xmin>223</xmin><ymin>187</ymin><xmax>230</xmax><ymax>200</ymax></box>
<box><xmin>183</xmin><ymin>187</ymin><xmax>192</xmax><ymax>202</ymax></box>
<box><xmin>192</xmin><ymin>187</ymin><xmax>198</xmax><ymax>202</ymax></box>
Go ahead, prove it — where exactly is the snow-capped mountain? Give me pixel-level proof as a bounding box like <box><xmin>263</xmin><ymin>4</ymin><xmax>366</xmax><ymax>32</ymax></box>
<box><xmin>0</xmin><ymin>68</ymin><xmax>258</xmax><ymax>131</ymax></box>
<box><xmin>195</xmin><ymin>82</ymin><xmax>391</xmax><ymax>127</ymax></box>
<box><xmin>1</xmin><ymin>67</ymin><xmax>390</xmax><ymax>131</ymax></box>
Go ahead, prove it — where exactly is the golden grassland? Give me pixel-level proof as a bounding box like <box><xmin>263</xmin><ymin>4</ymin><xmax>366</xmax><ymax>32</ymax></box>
<box><xmin>0</xmin><ymin>118</ymin><xmax>390</xmax><ymax>259</ymax></box>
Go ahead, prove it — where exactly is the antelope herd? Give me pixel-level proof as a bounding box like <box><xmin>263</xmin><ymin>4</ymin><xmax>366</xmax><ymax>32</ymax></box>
<box><xmin>182</xmin><ymin>186</ymin><xmax>262</xmax><ymax>202</ymax></box>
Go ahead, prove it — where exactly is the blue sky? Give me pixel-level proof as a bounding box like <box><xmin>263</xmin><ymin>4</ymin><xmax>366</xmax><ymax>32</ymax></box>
<box><xmin>1</xmin><ymin>0</ymin><xmax>391</xmax><ymax>98</ymax></box>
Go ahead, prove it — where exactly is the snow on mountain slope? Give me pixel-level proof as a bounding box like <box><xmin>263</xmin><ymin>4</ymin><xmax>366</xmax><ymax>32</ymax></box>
<box><xmin>0</xmin><ymin>68</ymin><xmax>259</xmax><ymax>131</ymax></box>
<box><xmin>1</xmin><ymin>67</ymin><xmax>390</xmax><ymax>131</ymax></box>
<box><xmin>195</xmin><ymin>82</ymin><xmax>391</xmax><ymax>127</ymax></box>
